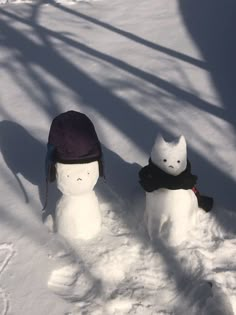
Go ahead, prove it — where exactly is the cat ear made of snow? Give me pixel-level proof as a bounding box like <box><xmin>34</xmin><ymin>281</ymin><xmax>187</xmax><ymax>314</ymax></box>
<box><xmin>153</xmin><ymin>133</ymin><xmax>167</xmax><ymax>149</ymax></box>
<box><xmin>176</xmin><ymin>135</ymin><xmax>187</xmax><ymax>149</ymax></box>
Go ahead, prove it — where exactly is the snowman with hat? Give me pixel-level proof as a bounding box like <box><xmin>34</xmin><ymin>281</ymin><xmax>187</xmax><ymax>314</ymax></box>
<box><xmin>44</xmin><ymin>110</ymin><xmax>103</xmax><ymax>242</ymax></box>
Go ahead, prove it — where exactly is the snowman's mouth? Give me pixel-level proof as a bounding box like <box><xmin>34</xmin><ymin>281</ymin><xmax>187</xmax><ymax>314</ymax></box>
<box><xmin>77</xmin><ymin>178</ymin><xmax>82</xmax><ymax>181</ymax></box>
<box><xmin>168</xmin><ymin>165</ymin><xmax>174</xmax><ymax>169</ymax></box>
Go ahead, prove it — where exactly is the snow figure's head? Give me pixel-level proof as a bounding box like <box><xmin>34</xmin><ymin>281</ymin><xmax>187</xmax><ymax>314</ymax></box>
<box><xmin>56</xmin><ymin>161</ymin><xmax>99</xmax><ymax>196</ymax></box>
<box><xmin>150</xmin><ymin>134</ymin><xmax>187</xmax><ymax>176</ymax></box>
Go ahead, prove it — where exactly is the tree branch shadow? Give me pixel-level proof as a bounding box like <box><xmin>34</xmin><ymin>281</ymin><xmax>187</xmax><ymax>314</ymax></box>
<box><xmin>179</xmin><ymin>0</ymin><xmax>236</xmax><ymax>130</ymax></box>
<box><xmin>0</xmin><ymin>4</ymin><xmax>235</xmax><ymax>312</ymax></box>
<box><xmin>51</xmin><ymin>2</ymin><xmax>208</xmax><ymax>70</ymax></box>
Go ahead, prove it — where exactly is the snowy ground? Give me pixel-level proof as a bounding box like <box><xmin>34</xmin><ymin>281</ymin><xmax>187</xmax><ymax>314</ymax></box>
<box><xmin>0</xmin><ymin>0</ymin><xmax>236</xmax><ymax>314</ymax></box>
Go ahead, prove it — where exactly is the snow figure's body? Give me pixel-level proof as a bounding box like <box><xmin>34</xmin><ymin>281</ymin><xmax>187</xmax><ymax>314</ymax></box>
<box><xmin>145</xmin><ymin>188</ymin><xmax>198</xmax><ymax>244</ymax></box>
<box><xmin>140</xmin><ymin>135</ymin><xmax>198</xmax><ymax>246</ymax></box>
<box><xmin>44</xmin><ymin>111</ymin><xmax>104</xmax><ymax>242</ymax></box>
<box><xmin>55</xmin><ymin>161</ymin><xmax>101</xmax><ymax>241</ymax></box>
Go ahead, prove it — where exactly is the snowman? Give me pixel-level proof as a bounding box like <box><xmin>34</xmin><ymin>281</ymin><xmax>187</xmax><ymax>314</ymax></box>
<box><xmin>44</xmin><ymin>110</ymin><xmax>103</xmax><ymax>242</ymax></box>
<box><xmin>139</xmin><ymin>134</ymin><xmax>213</xmax><ymax>246</ymax></box>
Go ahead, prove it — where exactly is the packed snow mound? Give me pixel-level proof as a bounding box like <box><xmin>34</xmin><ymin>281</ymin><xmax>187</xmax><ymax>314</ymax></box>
<box><xmin>47</xmin><ymin>181</ymin><xmax>236</xmax><ymax>315</ymax></box>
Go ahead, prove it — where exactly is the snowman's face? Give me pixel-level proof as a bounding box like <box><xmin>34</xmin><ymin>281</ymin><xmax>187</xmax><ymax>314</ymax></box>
<box><xmin>56</xmin><ymin>161</ymin><xmax>99</xmax><ymax>195</ymax></box>
<box><xmin>151</xmin><ymin>135</ymin><xmax>187</xmax><ymax>176</ymax></box>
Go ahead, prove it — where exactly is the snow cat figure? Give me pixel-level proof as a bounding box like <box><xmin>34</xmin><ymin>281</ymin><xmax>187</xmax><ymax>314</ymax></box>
<box><xmin>139</xmin><ymin>134</ymin><xmax>213</xmax><ymax>246</ymax></box>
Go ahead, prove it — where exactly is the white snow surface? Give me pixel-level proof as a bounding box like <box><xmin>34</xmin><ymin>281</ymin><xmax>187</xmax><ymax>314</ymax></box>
<box><xmin>0</xmin><ymin>0</ymin><xmax>236</xmax><ymax>314</ymax></box>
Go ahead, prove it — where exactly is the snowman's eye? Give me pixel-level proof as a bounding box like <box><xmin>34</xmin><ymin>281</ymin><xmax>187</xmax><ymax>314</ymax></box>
<box><xmin>163</xmin><ymin>159</ymin><xmax>167</xmax><ymax>162</ymax></box>
<box><xmin>177</xmin><ymin>160</ymin><xmax>180</xmax><ymax>163</ymax></box>
<box><xmin>87</xmin><ymin>172</ymin><xmax>90</xmax><ymax>175</ymax></box>
<box><xmin>67</xmin><ymin>175</ymin><xmax>70</xmax><ymax>178</ymax></box>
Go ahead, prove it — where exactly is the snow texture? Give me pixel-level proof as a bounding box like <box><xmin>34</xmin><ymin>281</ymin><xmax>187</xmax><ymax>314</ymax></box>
<box><xmin>55</xmin><ymin>162</ymin><xmax>102</xmax><ymax>241</ymax></box>
<box><xmin>0</xmin><ymin>0</ymin><xmax>98</xmax><ymax>5</ymax></box>
<box><xmin>0</xmin><ymin>0</ymin><xmax>236</xmax><ymax>314</ymax></box>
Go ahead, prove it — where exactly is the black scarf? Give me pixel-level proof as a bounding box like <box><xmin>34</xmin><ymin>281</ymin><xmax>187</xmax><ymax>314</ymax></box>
<box><xmin>139</xmin><ymin>159</ymin><xmax>198</xmax><ymax>192</ymax></box>
<box><xmin>139</xmin><ymin>159</ymin><xmax>213</xmax><ymax>212</ymax></box>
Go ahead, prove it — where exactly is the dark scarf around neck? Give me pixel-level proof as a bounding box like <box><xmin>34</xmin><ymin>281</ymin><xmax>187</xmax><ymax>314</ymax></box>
<box><xmin>139</xmin><ymin>159</ymin><xmax>198</xmax><ymax>192</ymax></box>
